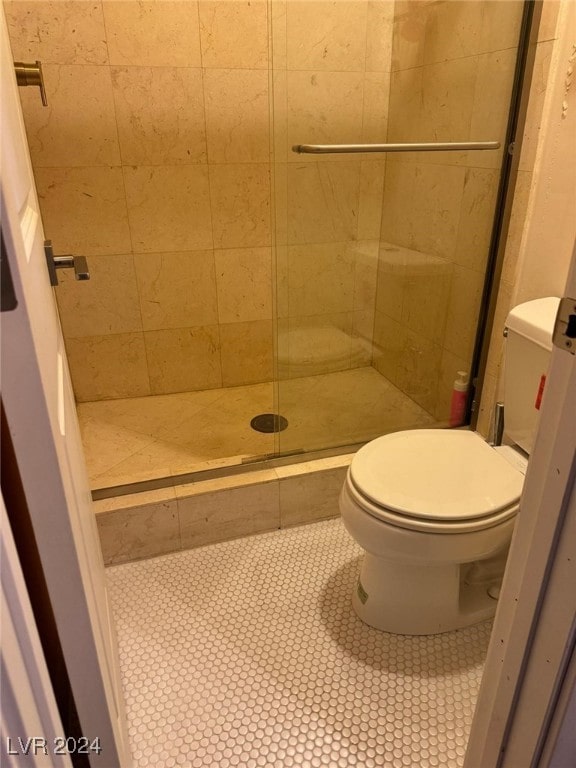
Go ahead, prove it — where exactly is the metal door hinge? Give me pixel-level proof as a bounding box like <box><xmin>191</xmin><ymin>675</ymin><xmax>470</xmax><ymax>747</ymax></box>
<box><xmin>44</xmin><ymin>240</ymin><xmax>90</xmax><ymax>286</ymax></box>
<box><xmin>1</xmin><ymin>232</ymin><xmax>18</xmax><ymax>312</ymax></box>
<box><xmin>552</xmin><ymin>297</ymin><xmax>576</xmax><ymax>354</ymax></box>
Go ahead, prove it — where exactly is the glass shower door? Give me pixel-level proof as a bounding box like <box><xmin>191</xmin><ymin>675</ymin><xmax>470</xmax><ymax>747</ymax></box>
<box><xmin>271</xmin><ymin>0</ymin><xmax>525</xmax><ymax>456</ymax></box>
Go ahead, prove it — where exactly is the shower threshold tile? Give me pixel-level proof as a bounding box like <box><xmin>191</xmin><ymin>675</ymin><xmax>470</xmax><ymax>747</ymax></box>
<box><xmin>108</xmin><ymin>518</ymin><xmax>490</xmax><ymax>768</ymax></box>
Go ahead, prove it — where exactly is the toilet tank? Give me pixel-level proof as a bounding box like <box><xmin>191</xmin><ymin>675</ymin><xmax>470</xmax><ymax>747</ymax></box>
<box><xmin>504</xmin><ymin>297</ymin><xmax>560</xmax><ymax>454</ymax></box>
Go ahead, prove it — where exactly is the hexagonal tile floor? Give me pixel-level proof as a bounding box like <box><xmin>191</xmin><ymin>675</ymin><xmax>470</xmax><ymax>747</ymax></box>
<box><xmin>107</xmin><ymin>518</ymin><xmax>491</xmax><ymax>768</ymax></box>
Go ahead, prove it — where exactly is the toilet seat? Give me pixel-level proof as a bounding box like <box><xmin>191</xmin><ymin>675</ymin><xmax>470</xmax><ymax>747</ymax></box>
<box><xmin>348</xmin><ymin>430</ymin><xmax>524</xmax><ymax>534</ymax></box>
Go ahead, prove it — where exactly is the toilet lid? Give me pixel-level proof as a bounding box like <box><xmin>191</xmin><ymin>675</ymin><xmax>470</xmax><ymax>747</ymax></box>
<box><xmin>350</xmin><ymin>430</ymin><xmax>524</xmax><ymax>522</ymax></box>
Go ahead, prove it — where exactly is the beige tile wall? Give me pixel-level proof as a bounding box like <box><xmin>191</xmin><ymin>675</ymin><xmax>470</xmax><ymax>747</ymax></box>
<box><xmin>5</xmin><ymin>0</ymin><xmax>275</xmax><ymax>401</ymax></box>
<box><xmin>6</xmin><ymin>0</ymin><xmax>530</xmax><ymax>420</ymax></box>
<box><xmin>373</xmin><ymin>0</ymin><xmax>524</xmax><ymax>422</ymax></box>
<box><xmin>5</xmin><ymin>0</ymin><xmax>394</xmax><ymax>400</ymax></box>
<box><xmin>272</xmin><ymin>0</ymin><xmax>393</xmax><ymax>379</ymax></box>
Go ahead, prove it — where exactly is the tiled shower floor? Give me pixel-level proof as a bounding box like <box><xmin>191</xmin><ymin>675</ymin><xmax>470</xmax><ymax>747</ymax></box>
<box><xmin>108</xmin><ymin>519</ymin><xmax>490</xmax><ymax>768</ymax></box>
<box><xmin>79</xmin><ymin>367</ymin><xmax>434</xmax><ymax>489</ymax></box>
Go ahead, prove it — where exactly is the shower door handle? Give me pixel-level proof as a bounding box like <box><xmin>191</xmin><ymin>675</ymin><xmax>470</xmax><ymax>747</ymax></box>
<box><xmin>292</xmin><ymin>141</ymin><xmax>501</xmax><ymax>155</ymax></box>
<box><xmin>44</xmin><ymin>240</ymin><xmax>90</xmax><ymax>286</ymax></box>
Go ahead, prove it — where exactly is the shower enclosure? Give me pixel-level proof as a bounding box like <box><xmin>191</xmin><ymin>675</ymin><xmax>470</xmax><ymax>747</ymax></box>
<box><xmin>4</xmin><ymin>0</ymin><xmax>526</xmax><ymax>492</ymax></box>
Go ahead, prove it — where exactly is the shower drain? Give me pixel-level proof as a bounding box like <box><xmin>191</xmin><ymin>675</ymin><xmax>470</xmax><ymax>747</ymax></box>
<box><xmin>250</xmin><ymin>413</ymin><xmax>289</xmax><ymax>433</ymax></box>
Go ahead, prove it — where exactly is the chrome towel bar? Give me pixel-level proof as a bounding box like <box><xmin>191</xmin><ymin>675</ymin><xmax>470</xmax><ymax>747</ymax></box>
<box><xmin>292</xmin><ymin>141</ymin><xmax>500</xmax><ymax>155</ymax></box>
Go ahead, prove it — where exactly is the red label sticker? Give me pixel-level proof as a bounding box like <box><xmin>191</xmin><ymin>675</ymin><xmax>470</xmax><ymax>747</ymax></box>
<box><xmin>535</xmin><ymin>374</ymin><xmax>546</xmax><ymax>410</ymax></box>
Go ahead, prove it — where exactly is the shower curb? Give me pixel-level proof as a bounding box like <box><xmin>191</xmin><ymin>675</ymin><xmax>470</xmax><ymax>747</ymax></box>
<box><xmin>94</xmin><ymin>454</ymin><xmax>353</xmax><ymax>566</ymax></box>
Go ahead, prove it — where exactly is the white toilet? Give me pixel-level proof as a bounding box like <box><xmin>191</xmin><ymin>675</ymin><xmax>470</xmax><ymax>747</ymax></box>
<box><xmin>340</xmin><ymin>297</ymin><xmax>560</xmax><ymax>635</ymax></box>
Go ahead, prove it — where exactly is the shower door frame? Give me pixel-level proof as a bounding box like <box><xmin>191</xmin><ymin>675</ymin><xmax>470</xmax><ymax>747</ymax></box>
<box><xmin>92</xmin><ymin>0</ymin><xmax>539</xmax><ymax>499</ymax></box>
<box><xmin>272</xmin><ymin>0</ymin><xmax>540</xmax><ymax>457</ymax></box>
<box><xmin>469</xmin><ymin>0</ymin><xmax>542</xmax><ymax>430</ymax></box>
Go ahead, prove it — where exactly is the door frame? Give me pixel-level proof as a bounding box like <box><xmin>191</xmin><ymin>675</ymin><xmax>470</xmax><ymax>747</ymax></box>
<box><xmin>465</xmin><ymin>0</ymin><xmax>576</xmax><ymax>760</ymax></box>
<box><xmin>464</xmin><ymin>242</ymin><xmax>576</xmax><ymax>767</ymax></box>
<box><xmin>1</xmin><ymin>492</ymin><xmax>73</xmax><ymax>768</ymax></box>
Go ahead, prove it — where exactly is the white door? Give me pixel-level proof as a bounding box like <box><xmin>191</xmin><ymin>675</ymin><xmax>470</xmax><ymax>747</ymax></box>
<box><xmin>0</xmin><ymin>9</ymin><xmax>131</xmax><ymax>766</ymax></box>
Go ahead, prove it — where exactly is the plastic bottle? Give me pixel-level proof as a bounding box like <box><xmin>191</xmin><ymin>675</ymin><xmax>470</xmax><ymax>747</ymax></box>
<box><xmin>449</xmin><ymin>371</ymin><xmax>469</xmax><ymax>427</ymax></box>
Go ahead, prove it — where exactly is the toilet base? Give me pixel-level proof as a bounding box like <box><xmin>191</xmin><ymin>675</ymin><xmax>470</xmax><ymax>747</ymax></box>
<box><xmin>352</xmin><ymin>553</ymin><xmax>499</xmax><ymax>635</ymax></box>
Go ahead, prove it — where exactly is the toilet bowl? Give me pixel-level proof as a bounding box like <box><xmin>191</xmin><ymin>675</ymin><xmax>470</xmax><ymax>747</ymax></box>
<box><xmin>339</xmin><ymin>297</ymin><xmax>559</xmax><ymax>636</ymax></box>
<box><xmin>340</xmin><ymin>429</ymin><xmax>525</xmax><ymax>635</ymax></box>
